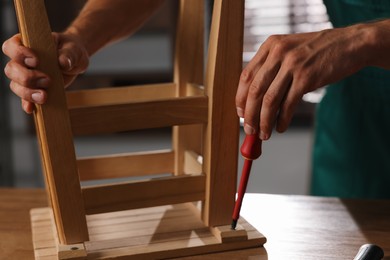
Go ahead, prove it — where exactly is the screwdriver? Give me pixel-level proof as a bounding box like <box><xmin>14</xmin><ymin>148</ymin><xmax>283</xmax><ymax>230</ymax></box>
<box><xmin>231</xmin><ymin>134</ymin><xmax>262</xmax><ymax>230</ymax></box>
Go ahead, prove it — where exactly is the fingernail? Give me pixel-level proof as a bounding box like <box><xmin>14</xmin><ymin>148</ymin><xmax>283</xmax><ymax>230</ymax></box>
<box><xmin>22</xmin><ymin>102</ymin><xmax>28</xmax><ymax>112</ymax></box>
<box><xmin>67</xmin><ymin>58</ymin><xmax>72</xmax><ymax>70</ymax></box>
<box><xmin>244</xmin><ymin>124</ymin><xmax>256</xmax><ymax>135</ymax></box>
<box><xmin>32</xmin><ymin>92</ymin><xmax>44</xmax><ymax>103</ymax></box>
<box><xmin>24</xmin><ymin>57</ymin><xmax>36</xmax><ymax>67</ymax></box>
<box><xmin>260</xmin><ymin>131</ymin><xmax>268</xmax><ymax>140</ymax></box>
<box><xmin>37</xmin><ymin>78</ymin><xmax>49</xmax><ymax>88</ymax></box>
<box><xmin>236</xmin><ymin>107</ymin><xmax>244</xmax><ymax>118</ymax></box>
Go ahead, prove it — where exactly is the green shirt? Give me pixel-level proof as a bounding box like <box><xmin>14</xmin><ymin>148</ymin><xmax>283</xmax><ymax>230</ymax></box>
<box><xmin>311</xmin><ymin>0</ymin><xmax>390</xmax><ymax>198</ymax></box>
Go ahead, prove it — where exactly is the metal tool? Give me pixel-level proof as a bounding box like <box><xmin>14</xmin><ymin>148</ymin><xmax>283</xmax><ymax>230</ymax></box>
<box><xmin>353</xmin><ymin>244</ymin><xmax>384</xmax><ymax>260</ymax></box>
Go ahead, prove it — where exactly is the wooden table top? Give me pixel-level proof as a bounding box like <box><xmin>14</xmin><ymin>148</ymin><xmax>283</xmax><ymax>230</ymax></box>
<box><xmin>1</xmin><ymin>188</ymin><xmax>389</xmax><ymax>259</ymax></box>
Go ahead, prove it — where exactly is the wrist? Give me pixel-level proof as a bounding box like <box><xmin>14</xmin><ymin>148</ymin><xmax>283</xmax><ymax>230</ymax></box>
<box><xmin>343</xmin><ymin>23</ymin><xmax>376</xmax><ymax>69</ymax></box>
<box><xmin>63</xmin><ymin>26</ymin><xmax>93</xmax><ymax>56</ymax></box>
<box><xmin>352</xmin><ymin>20</ymin><xmax>390</xmax><ymax>69</ymax></box>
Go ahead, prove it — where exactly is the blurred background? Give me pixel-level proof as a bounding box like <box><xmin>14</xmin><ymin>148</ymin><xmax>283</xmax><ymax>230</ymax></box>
<box><xmin>0</xmin><ymin>0</ymin><xmax>331</xmax><ymax>194</ymax></box>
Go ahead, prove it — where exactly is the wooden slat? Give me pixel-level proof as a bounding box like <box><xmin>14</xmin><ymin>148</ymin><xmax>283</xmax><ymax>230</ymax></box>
<box><xmin>87</xmin><ymin>228</ymin><xmax>212</xmax><ymax>252</ymax></box>
<box><xmin>58</xmin><ymin>244</ymin><xmax>87</xmax><ymax>260</ymax></box>
<box><xmin>82</xmin><ymin>174</ymin><xmax>206</xmax><ymax>215</ymax></box>
<box><xmin>31</xmin><ymin>208</ymin><xmax>57</xmax><ymax>260</ymax></box>
<box><xmin>69</xmin><ymin>96</ymin><xmax>208</xmax><ymax>135</ymax></box>
<box><xmin>86</xmin><ymin>203</ymin><xmax>191</xmax><ymax>222</ymax></box>
<box><xmin>87</xmin><ymin>214</ymin><xmax>207</xmax><ymax>242</ymax></box>
<box><xmin>77</xmin><ymin>150</ymin><xmax>175</xmax><ymax>181</ymax></box>
<box><xmin>203</xmin><ymin>0</ymin><xmax>244</xmax><ymax>226</ymax></box>
<box><xmin>66</xmin><ymin>83</ymin><xmax>176</xmax><ymax>108</ymax></box>
<box><xmin>173</xmin><ymin>0</ymin><xmax>204</xmax><ymax>176</ymax></box>
<box><xmin>30</xmin><ymin>204</ymin><xmax>265</xmax><ymax>260</ymax></box>
<box><xmin>174</xmin><ymin>1</ymin><xmax>204</xmax><ymax>95</ymax></box>
<box><xmin>86</xmin><ymin>206</ymin><xmax>198</xmax><ymax>238</ymax></box>
<box><xmin>14</xmin><ymin>0</ymin><xmax>89</xmax><ymax>244</ymax></box>
<box><xmin>210</xmin><ymin>224</ymin><xmax>248</xmax><ymax>243</ymax></box>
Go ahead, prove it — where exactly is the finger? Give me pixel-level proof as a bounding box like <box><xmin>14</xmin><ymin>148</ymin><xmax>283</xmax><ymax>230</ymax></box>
<box><xmin>58</xmin><ymin>54</ymin><xmax>73</xmax><ymax>72</ymax></box>
<box><xmin>10</xmin><ymin>81</ymin><xmax>47</xmax><ymax>104</ymax></box>
<box><xmin>56</xmin><ymin>36</ymin><xmax>89</xmax><ymax>74</ymax></box>
<box><xmin>4</xmin><ymin>60</ymin><xmax>50</xmax><ymax>89</ymax></box>
<box><xmin>243</xmin><ymin>59</ymin><xmax>280</xmax><ymax>136</ymax></box>
<box><xmin>58</xmin><ymin>49</ymin><xmax>88</xmax><ymax>87</ymax></box>
<box><xmin>58</xmin><ymin>46</ymin><xmax>89</xmax><ymax>79</ymax></box>
<box><xmin>52</xmin><ymin>33</ymin><xmax>72</xmax><ymax>71</ymax></box>
<box><xmin>236</xmin><ymin>48</ymin><xmax>269</xmax><ymax>118</ymax></box>
<box><xmin>259</xmin><ymin>67</ymin><xmax>292</xmax><ymax>140</ymax></box>
<box><xmin>2</xmin><ymin>34</ymin><xmax>38</xmax><ymax>68</ymax></box>
<box><xmin>22</xmin><ymin>99</ymin><xmax>35</xmax><ymax>114</ymax></box>
<box><xmin>276</xmin><ymin>79</ymin><xmax>304</xmax><ymax>133</ymax></box>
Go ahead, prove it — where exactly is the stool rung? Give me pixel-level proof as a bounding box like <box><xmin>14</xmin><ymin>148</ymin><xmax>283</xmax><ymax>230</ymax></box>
<box><xmin>69</xmin><ymin>96</ymin><xmax>208</xmax><ymax>135</ymax></box>
<box><xmin>82</xmin><ymin>174</ymin><xmax>206</xmax><ymax>215</ymax></box>
<box><xmin>66</xmin><ymin>83</ymin><xmax>176</xmax><ymax>108</ymax></box>
<box><xmin>77</xmin><ymin>150</ymin><xmax>175</xmax><ymax>181</ymax></box>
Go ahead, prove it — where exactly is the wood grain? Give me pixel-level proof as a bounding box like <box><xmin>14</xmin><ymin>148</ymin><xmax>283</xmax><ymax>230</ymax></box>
<box><xmin>173</xmin><ymin>0</ymin><xmax>205</xmax><ymax>176</ymax></box>
<box><xmin>202</xmin><ymin>0</ymin><xmax>244</xmax><ymax>226</ymax></box>
<box><xmin>66</xmin><ymin>83</ymin><xmax>176</xmax><ymax>108</ymax></box>
<box><xmin>77</xmin><ymin>150</ymin><xmax>174</xmax><ymax>181</ymax></box>
<box><xmin>184</xmin><ymin>150</ymin><xmax>203</xmax><ymax>175</ymax></box>
<box><xmin>82</xmin><ymin>174</ymin><xmax>206</xmax><ymax>214</ymax></box>
<box><xmin>69</xmin><ymin>96</ymin><xmax>208</xmax><ymax>135</ymax></box>
<box><xmin>0</xmin><ymin>189</ymin><xmax>47</xmax><ymax>260</ymax></box>
<box><xmin>58</xmin><ymin>244</ymin><xmax>87</xmax><ymax>260</ymax></box>
<box><xmin>210</xmin><ymin>224</ymin><xmax>248</xmax><ymax>243</ymax></box>
<box><xmin>14</xmin><ymin>0</ymin><xmax>89</xmax><ymax>244</ymax></box>
<box><xmin>2</xmin><ymin>189</ymin><xmax>390</xmax><ymax>259</ymax></box>
<box><xmin>29</xmin><ymin>200</ymin><xmax>265</xmax><ymax>259</ymax></box>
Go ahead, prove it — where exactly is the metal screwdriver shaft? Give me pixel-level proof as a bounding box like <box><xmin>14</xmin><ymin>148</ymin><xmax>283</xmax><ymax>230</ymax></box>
<box><xmin>231</xmin><ymin>158</ymin><xmax>253</xmax><ymax>229</ymax></box>
<box><xmin>231</xmin><ymin>134</ymin><xmax>262</xmax><ymax>230</ymax></box>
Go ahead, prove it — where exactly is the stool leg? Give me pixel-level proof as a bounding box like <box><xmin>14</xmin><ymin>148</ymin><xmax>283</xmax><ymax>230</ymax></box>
<box><xmin>203</xmin><ymin>0</ymin><xmax>244</xmax><ymax>227</ymax></box>
<box><xmin>14</xmin><ymin>0</ymin><xmax>89</xmax><ymax>244</ymax></box>
<box><xmin>173</xmin><ymin>0</ymin><xmax>204</xmax><ymax>176</ymax></box>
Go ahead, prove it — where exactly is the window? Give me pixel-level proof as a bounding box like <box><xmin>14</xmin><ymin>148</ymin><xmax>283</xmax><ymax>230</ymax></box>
<box><xmin>244</xmin><ymin>0</ymin><xmax>331</xmax><ymax>63</ymax></box>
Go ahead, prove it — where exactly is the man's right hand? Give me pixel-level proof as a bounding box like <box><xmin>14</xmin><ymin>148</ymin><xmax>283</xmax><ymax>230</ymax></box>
<box><xmin>2</xmin><ymin>32</ymin><xmax>89</xmax><ymax>114</ymax></box>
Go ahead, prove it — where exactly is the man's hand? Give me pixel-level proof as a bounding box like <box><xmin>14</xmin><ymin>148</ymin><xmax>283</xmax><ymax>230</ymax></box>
<box><xmin>2</xmin><ymin>32</ymin><xmax>89</xmax><ymax>114</ymax></box>
<box><xmin>2</xmin><ymin>0</ymin><xmax>164</xmax><ymax>114</ymax></box>
<box><xmin>236</xmin><ymin>23</ymin><xmax>382</xmax><ymax>140</ymax></box>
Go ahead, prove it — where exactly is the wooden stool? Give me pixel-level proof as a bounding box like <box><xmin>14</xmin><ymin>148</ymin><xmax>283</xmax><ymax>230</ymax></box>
<box><xmin>14</xmin><ymin>0</ymin><xmax>266</xmax><ymax>259</ymax></box>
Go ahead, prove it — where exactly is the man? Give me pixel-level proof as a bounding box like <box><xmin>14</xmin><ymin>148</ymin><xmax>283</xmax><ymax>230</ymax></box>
<box><xmin>236</xmin><ymin>1</ymin><xmax>390</xmax><ymax>198</ymax></box>
<box><xmin>3</xmin><ymin>0</ymin><xmax>390</xmax><ymax>198</ymax></box>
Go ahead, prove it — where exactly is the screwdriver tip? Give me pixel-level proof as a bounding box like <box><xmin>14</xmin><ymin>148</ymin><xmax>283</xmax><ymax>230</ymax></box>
<box><xmin>231</xmin><ymin>219</ymin><xmax>237</xmax><ymax>230</ymax></box>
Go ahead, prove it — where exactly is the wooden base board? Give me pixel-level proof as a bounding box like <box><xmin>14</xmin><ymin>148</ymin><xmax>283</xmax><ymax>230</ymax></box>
<box><xmin>30</xmin><ymin>204</ymin><xmax>266</xmax><ymax>259</ymax></box>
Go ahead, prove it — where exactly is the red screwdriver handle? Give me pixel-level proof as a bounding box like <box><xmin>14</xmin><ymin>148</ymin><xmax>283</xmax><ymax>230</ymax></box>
<box><xmin>240</xmin><ymin>134</ymin><xmax>262</xmax><ymax>160</ymax></box>
<box><xmin>231</xmin><ymin>134</ymin><xmax>262</xmax><ymax>229</ymax></box>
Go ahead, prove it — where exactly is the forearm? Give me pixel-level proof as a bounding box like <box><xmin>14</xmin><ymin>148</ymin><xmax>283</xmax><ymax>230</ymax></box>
<box><xmin>64</xmin><ymin>0</ymin><xmax>164</xmax><ymax>56</ymax></box>
<box><xmin>358</xmin><ymin>19</ymin><xmax>390</xmax><ymax>70</ymax></box>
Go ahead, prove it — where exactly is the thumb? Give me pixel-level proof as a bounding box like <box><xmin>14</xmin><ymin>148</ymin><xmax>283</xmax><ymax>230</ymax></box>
<box><xmin>58</xmin><ymin>54</ymin><xmax>72</xmax><ymax>71</ymax></box>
